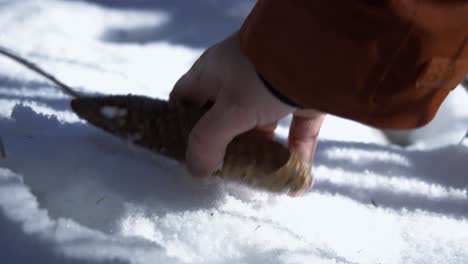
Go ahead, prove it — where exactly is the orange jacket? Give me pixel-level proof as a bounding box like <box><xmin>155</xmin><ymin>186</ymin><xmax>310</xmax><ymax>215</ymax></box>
<box><xmin>240</xmin><ymin>0</ymin><xmax>468</xmax><ymax>129</ymax></box>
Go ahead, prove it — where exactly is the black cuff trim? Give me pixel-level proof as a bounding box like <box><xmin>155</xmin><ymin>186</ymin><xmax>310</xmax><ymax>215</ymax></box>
<box><xmin>257</xmin><ymin>72</ymin><xmax>302</xmax><ymax>108</ymax></box>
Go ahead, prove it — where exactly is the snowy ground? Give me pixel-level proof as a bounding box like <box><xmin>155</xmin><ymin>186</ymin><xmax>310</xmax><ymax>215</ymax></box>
<box><xmin>1</xmin><ymin>1</ymin><xmax>468</xmax><ymax>263</ymax></box>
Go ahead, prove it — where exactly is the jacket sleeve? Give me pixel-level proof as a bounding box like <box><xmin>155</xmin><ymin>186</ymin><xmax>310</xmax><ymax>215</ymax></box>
<box><xmin>240</xmin><ymin>0</ymin><xmax>468</xmax><ymax>129</ymax></box>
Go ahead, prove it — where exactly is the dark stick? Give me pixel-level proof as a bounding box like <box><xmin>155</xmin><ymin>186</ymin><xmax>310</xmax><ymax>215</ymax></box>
<box><xmin>0</xmin><ymin>46</ymin><xmax>81</xmax><ymax>98</ymax></box>
<box><xmin>0</xmin><ymin>136</ymin><xmax>5</xmax><ymax>159</ymax></box>
<box><xmin>463</xmin><ymin>75</ymin><xmax>468</xmax><ymax>91</ymax></box>
<box><xmin>458</xmin><ymin>74</ymin><xmax>468</xmax><ymax>145</ymax></box>
<box><xmin>460</xmin><ymin>129</ymin><xmax>468</xmax><ymax>146</ymax></box>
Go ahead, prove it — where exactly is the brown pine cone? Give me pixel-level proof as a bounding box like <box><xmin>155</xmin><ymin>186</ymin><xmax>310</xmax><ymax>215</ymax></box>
<box><xmin>71</xmin><ymin>95</ymin><xmax>312</xmax><ymax>196</ymax></box>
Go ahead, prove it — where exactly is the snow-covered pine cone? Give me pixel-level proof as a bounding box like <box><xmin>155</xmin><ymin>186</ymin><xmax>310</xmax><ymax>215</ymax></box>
<box><xmin>71</xmin><ymin>95</ymin><xmax>312</xmax><ymax>195</ymax></box>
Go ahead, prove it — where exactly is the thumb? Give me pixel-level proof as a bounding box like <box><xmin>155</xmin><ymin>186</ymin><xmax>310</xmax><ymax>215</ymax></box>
<box><xmin>186</xmin><ymin>102</ymin><xmax>255</xmax><ymax>178</ymax></box>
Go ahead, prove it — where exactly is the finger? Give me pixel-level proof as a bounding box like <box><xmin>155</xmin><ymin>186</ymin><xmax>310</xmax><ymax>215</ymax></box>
<box><xmin>170</xmin><ymin>50</ymin><xmax>218</xmax><ymax>107</ymax></box>
<box><xmin>186</xmin><ymin>102</ymin><xmax>255</xmax><ymax>178</ymax></box>
<box><xmin>170</xmin><ymin>72</ymin><xmax>216</xmax><ymax>107</ymax></box>
<box><xmin>288</xmin><ymin>112</ymin><xmax>325</xmax><ymax>162</ymax></box>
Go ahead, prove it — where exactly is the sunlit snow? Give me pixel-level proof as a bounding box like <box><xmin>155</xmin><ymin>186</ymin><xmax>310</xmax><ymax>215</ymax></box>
<box><xmin>1</xmin><ymin>1</ymin><xmax>468</xmax><ymax>264</ymax></box>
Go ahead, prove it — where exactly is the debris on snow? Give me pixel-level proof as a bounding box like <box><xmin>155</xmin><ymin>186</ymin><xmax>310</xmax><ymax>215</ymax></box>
<box><xmin>100</xmin><ymin>106</ymin><xmax>128</xmax><ymax>119</ymax></box>
<box><xmin>0</xmin><ymin>136</ymin><xmax>5</xmax><ymax>159</ymax></box>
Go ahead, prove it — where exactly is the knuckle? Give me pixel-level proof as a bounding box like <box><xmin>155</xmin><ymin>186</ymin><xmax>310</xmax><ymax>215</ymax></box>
<box><xmin>172</xmin><ymin>74</ymin><xmax>189</xmax><ymax>92</ymax></box>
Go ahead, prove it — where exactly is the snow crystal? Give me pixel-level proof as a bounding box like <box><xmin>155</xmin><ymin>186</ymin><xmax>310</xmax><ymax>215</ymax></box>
<box><xmin>126</xmin><ymin>133</ymin><xmax>143</xmax><ymax>142</ymax></box>
<box><xmin>100</xmin><ymin>106</ymin><xmax>128</xmax><ymax>119</ymax></box>
<box><xmin>324</xmin><ymin>147</ymin><xmax>411</xmax><ymax>167</ymax></box>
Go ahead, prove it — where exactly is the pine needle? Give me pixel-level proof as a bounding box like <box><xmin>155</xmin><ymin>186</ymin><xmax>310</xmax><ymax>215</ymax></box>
<box><xmin>463</xmin><ymin>76</ymin><xmax>468</xmax><ymax>91</ymax></box>
<box><xmin>0</xmin><ymin>136</ymin><xmax>6</xmax><ymax>159</ymax></box>
<box><xmin>459</xmin><ymin>129</ymin><xmax>468</xmax><ymax>146</ymax></box>
<box><xmin>0</xmin><ymin>46</ymin><xmax>81</xmax><ymax>98</ymax></box>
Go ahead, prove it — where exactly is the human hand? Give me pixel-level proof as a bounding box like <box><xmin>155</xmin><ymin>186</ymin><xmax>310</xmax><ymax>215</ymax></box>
<box><xmin>170</xmin><ymin>32</ymin><xmax>325</xmax><ymax>178</ymax></box>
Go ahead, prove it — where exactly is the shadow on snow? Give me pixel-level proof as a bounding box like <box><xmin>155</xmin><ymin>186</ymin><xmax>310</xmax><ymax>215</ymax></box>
<box><xmin>64</xmin><ymin>0</ymin><xmax>254</xmax><ymax>48</ymax></box>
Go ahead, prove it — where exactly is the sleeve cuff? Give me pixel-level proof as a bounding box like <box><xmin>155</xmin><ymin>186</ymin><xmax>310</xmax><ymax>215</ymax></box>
<box><xmin>257</xmin><ymin>72</ymin><xmax>302</xmax><ymax>108</ymax></box>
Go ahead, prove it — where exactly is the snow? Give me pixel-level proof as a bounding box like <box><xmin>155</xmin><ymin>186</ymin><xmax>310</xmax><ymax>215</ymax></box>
<box><xmin>100</xmin><ymin>106</ymin><xmax>128</xmax><ymax>119</ymax></box>
<box><xmin>1</xmin><ymin>0</ymin><xmax>468</xmax><ymax>263</ymax></box>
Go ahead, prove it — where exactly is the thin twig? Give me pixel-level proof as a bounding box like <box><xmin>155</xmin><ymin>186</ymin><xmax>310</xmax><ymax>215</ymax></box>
<box><xmin>0</xmin><ymin>46</ymin><xmax>81</xmax><ymax>98</ymax></box>
<box><xmin>96</xmin><ymin>196</ymin><xmax>107</xmax><ymax>205</ymax></box>
<box><xmin>463</xmin><ymin>75</ymin><xmax>468</xmax><ymax>90</ymax></box>
<box><xmin>0</xmin><ymin>136</ymin><xmax>6</xmax><ymax>159</ymax></box>
<box><xmin>459</xmin><ymin>129</ymin><xmax>468</xmax><ymax>146</ymax></box>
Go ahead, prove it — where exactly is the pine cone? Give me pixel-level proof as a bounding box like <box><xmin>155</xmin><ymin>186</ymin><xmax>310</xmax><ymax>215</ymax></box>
<box><xmin>71</xmin><ymin>95</ymin><xmax>312</xmax><ymax>195</ymax></box>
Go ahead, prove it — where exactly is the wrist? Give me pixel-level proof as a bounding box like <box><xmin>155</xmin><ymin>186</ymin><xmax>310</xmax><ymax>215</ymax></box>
<box><xmin>257</xmin><ymin>72</ymin><xmax>303</xmax><ymax>109</ymax></box>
